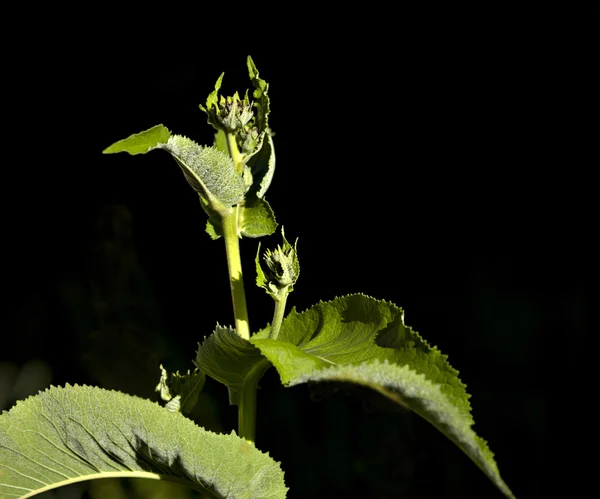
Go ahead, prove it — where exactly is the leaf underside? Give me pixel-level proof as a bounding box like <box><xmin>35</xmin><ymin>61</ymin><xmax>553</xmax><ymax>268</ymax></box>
<box><xmin>0</xmin><ymin>385</ymin><xmax>287</xmax><ymax>499</ymax></box>
<box><xmin>163</xmin><ymin>135</ymin><xmax>247</xmax><ymax>208</ymax></box>
<box><xmin>250</xmin><ymin>294</ymin><xmax>516</xmax><ymax>499</ymax></box>
<box><xmin>103</xmin><ymin>126</ymin><xmax>247</xmax><ymax>209</ymax></box>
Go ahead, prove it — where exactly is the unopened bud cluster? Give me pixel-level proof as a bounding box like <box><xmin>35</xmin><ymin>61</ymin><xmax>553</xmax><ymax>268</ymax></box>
<box><xmin>257</xmin><ymin>230</ymin><xmax>300</xmax><ymax>299</ymax></box>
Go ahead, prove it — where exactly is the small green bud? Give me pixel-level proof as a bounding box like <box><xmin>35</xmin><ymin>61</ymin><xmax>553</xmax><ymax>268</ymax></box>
<box><xmin>256</xmin><ymin>228</ymin><xmax>299</xmax><ymax>299</ymax></box>
<box><xmin>200</xmin><ymin>58</ymin><xmax>271</xmax><ymax>163</ymax></box>
<box><xmin>217</xmin><ymin>91</ymin><xmax>254</xmax><ymax>132</ymax></box>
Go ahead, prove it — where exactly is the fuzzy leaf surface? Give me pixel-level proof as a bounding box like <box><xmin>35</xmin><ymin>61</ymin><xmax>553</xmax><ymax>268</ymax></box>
<box><xmin>251</xmin><ymin>294</ymin><xmax>515</xmax><ymax>499</ymax></box>
<box><xmin>0</xmin><ymin>385</ymin><xmax>287</xmax><ymax>499</ymax></box>
<box><xmin>103</xmin><ymin>127</ymin><xmax>247</xmax><ymax>209</ymax></box>
<box><xmin>163</xmin><ymin>136</ymin><xmax>247</xmax><ymax>208</ymax></box>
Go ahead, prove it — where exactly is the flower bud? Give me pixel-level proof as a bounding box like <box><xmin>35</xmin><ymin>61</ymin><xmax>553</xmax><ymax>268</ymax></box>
<box><xmin>216</xmin><ymin>91</ymin><xmax>254</xmax><ymax>132</ymax></box>
<box><xmin>256</xmin><ymin>229</ymin><xmax>299</xmax><ymax>299</ymax></box>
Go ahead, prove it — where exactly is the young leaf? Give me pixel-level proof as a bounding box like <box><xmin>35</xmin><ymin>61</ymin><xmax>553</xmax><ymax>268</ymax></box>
<box><xmin>199</xmin><ymin>195</ymin><xmax>224</xmax><ymax>240</ymax></box>
<box><xmin>246</xmin><ymin>132</ymin><xmax>276</xmax><ymax>199</ymax></box>
<box><xmin>200</xmin><ymin>195</ymin><xmax>277</xmax><ymax>240</ymax></box>
<box><xmin>155</xmin><ymin>364</ymin><xmax>205</xmax><ymax>414</ymax></box>
<box><xmin>199</xmin><ymin>72</ymin><xmax>225</xmax><ymax>118</ymax></box>
<box><xmin>103</xmin><ymin>128</ymin><xmax>249</xmax><ymax>212</ymax></box>
<box><xmin>163</xmin><ymin>136</ymin><xmax>249</xmax><ymax>210</ymax></box>
<box><xmin>214</xmin><ymin>128</ymin><xmax>229</xmax><ymax>153</ymax></box>
<box><xmin>196</xmin><ymin>326</ymin><xmax>270</xmax><ymax>405</ymax></box>
<box><xmin>102</xmin><ymin>124</ymin><xmax>171</xmax><ymax>155</ymax></box>
<box><xmin>0</xmin><ymin>385</ymin><xmax>287</xmax><ymax>499</ymax></box>
<box><xmin>239</xmin><ymin>196</ymin><xmax>278</xmax><ymax>238</ymax></box>
<box><xmin>250</xmin><ymin>294</ymin><xmax>516</xmax><ymax>499</ymax></box>
<box><xmin>247</xmin><ymin>56</ymin><xmax>270</xmax><ymax>141</ymax></box>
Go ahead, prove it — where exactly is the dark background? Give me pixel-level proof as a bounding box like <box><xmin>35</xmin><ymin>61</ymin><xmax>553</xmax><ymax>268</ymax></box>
<box><xmin>2</xmin><ymin>7</ymin><xmax>596</xmax><ymax>499</ymax></box>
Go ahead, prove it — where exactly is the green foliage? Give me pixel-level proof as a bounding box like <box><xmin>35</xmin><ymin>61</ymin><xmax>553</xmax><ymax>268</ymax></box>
<box><xmin>163</xmin><ymin>135</ymin><xmax>250</xmax><ymax>209</ymax></box>
<box><xmin>2</xmin><ymin>56</ymin><xmax>517</xmax><ymax>499</ymax></box>
<box><xmin>0</xmin><ymin>385</ymin><xmax>287</xmax><ymax>499</ymax></box>
<box><xmin>104</xmin><ymin>128</ymin><xmax>250</xmax><ymax>213</ymax></box>
<box><xmin>203</xmin><ymin>195</ymin><xmax>277</xmax><ymax>240</ymax></box>
<box><xmin>250</xmin><ymin>294</ymin><xmax>515</xmax><ymax>499</ymax></box>
<box><xmin>196</xmin><ymin>327</ymin><xmax>270</xmax><ymax>406</ymax></box>
<box><xmin>199</xmin><ymin>56</ymin><xmax>272</xmax><ymax>166</ymax></box>
<box><xmin>102</xmin><ymin>124</ymin><xmax>171</xmax><ymax>155</ymax></box>
<box><xmin>155</xmin><ymin>365</ymin><xmax>205</xmax><ymax>414</ymax></box>
<box><xmin>246</xmin><ymin>56</ymin><xmax>270</xmax><ymax>145</ymax></box>
<box><xmin>239</xmin><ymin>196</ymin><xmax>278</xmax><ymax>238</ymax></box>
<box><xmin>103</xmin><ymin>56</ymin><xmax>276</xmax><ymax>231</ymax></box>
<box><xmin>256</xmin><ymin>229</ymin><xmax>300</xmax><ymax>299</ymax></box>
<box><xmin>246</xmin><ymin>133</ymin><xmax>275</xmax><ymax>199</ymax></box>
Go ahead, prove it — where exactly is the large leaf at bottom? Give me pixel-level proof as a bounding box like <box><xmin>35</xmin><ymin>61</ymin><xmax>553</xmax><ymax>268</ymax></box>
<box><xmin>250</xmin><ymin>294</ymin><xmax>515</xmax><ymax>499</ymax></box>
<box><xmin>0</xmin><ymin>385</ymin><xmax>287</xmax><ymax>499</ymax></box>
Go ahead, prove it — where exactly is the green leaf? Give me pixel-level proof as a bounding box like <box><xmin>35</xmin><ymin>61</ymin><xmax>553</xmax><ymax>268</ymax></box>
<box><xmin>240</xmin><ymin>196</ymin><xmax>278</xmax><ymax>238</ymax></box>
<box><xmin>214</xmin><ymin>128</ymin><xmax>228</xmax><ymax>153</ymax></box>
<box><xmin>246</xmin><ymin>132</ymin><xmax>276</xmax><ymax>199</ymax></box>
<box><xmin>102</xmin><ymin>124</ymin><xmax>171</xmax><ymax>155</ymax></box>
<box><xmin>0</xmin><ymin>385</ymin><xmax>287</xmax><ymax>499</ymax></box>
<box><xmin>250</xmin><ymin>294</ymin><xmax>516</xmax><ymax>499</ymax></box>
<box><xmin>199</xmin><ymin>72</ymin><xmax>224</xmax><ymax>116</ymax></box>
<box><xmin>103</xmin><ymin>127</ymin><xmax>249</xmax><ymax>211</ymax></box>
<box><xmin>199</xmin><ymin>195</ymin><xmax>223</xmax><ymax>240</ymax></box>
<box><xmin>163</xmin><ymin>136</ymin><xmax>248</xmax><ymax>209</ymax></box>
<box><xmin>247</xmin><ymin>56</ymin><xmax>270</xmax><ymax>138</ymax></box>
<box><xmin>196</xmin><ymin>326</ymin><xmax>270</xmax><ymax>406</ymax></box>
<box><xmin>201</xmin><ymin>195</ymin><xmax>277</xmax><ymax>240</ymax></box>
<box><xmin>155</xmin><ymin>364</ymin><xmax>205</xmax><ymax>414</ymax></box>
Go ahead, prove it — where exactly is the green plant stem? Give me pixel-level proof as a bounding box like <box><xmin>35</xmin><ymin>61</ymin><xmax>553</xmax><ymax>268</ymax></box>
<box><xmin>221</xmin><ymin>208</ymin><xmax>250</xmax><ymax>340</ymax></box>
<box><xmin>238</xmin><ymin>360</ymin><xmax>270</xmax><ymax>444</ymax></box>
<box><xmin>225</xmin><ymin>132</ymin><xmax>244</xmax><ymax>174</ymax></box>
<box><xmin>269</xmin><ymin>288</ymin><xmax>290</xmax><ymax>340</ymax></box>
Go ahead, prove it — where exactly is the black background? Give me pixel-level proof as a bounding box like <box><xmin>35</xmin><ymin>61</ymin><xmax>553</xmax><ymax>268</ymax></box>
<box><xmin>2</xmin><ymin>7</ymin><xmax>597</xmax><ymax>499</ymax></box>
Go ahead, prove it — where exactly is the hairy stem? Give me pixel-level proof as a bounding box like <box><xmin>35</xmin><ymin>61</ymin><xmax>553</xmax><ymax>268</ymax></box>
<box><xmin>222</xmin><ymin>208</ymin><xmax>250</xmax><ymax>340</ymax></box>
<box><xmin>269</xmin><ymin>288</ymin><xmax>290</xmax><ymax>340</ymax></box>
